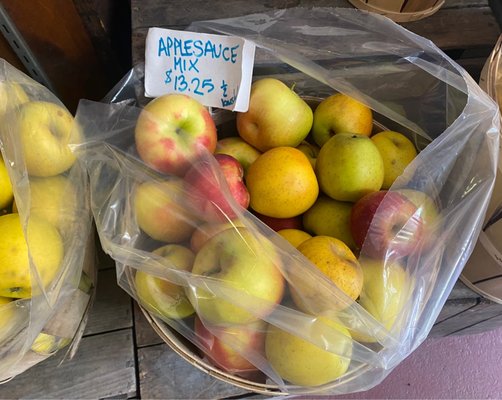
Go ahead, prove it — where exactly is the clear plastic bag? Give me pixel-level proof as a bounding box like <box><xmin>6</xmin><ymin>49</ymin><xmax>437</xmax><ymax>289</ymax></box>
<box><xmin>75</xmin><ymin>8</ymin><xmax>499</xmax><ymax>395</ymax></box>
<box><xmin>0</xmin><ymin>60</ymin><xmax>96</xmax><ymax>382</ymax></box>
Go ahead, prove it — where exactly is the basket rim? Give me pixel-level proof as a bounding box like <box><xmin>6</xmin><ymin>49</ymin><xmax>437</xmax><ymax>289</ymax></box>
<box><xmin>347</xmin><ymin>0</ymin><xmax>445</xmax><ymax>22</ymax></box>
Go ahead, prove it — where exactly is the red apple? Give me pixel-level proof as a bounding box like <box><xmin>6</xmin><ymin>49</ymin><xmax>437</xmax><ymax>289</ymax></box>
<box><xmin>350</xmin><ymin>190</ymin><xmax>424</xmax><ymax>259</ymax></box>
<box><xmin>184</xmin><ymin>154</ymin><xmax>250</xmax><ymax>222</ymax></box>
<box><xmin>194</xmin><ymin>316</ymin><xmax>266</xmax><ymax>378</ymax></box>
<box><xmin>135</xmin><ymin>94</ymin><xmax>217</xmax><ymax>176</ymax></box>
<box><xmin>252</xmin><ymin>210</ymin><xmax>303</xmax><ymax>232</ymax></box>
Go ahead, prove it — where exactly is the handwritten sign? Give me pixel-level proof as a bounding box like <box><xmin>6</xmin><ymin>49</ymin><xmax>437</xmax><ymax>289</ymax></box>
<box><xmin>144</xmin><ymin>27</ymin><xmax>255</xmax><ymax>112</ymax></box>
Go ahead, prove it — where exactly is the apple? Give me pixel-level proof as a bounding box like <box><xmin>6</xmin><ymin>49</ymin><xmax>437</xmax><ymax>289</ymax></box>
<box><xmin>371</xmin><ymin>130</ymin><xmax>417</xmax><ymax>189</ymax></box>
<box><xmin>315</xmin><ymin>133</ymin><xmax>384</xmax><ymax>202</ymax></box>
<box><xmin>0</xmin><ymin>155</ymin><xmax>13</xmax><ymax>210</ymax></box>
<box><xmin>190</xmin><ymin>220</ymin><xmax>245</xmax><ymax>253</ymax></box>
<box><xmin>11</xmin><ymin>101</ymin><xmax>80</xmax><ymax>177</ymax></box>
<box><xmin>135</xmin><ymin>244</ymin><xmax>195</xmax><ymax>320</ymax></box>
<box><xmin>184</xmin><ymin>154</ymin><xmax>250</xmax><ymax>222</ymax></box>
<box><xmin>133</xmin><ymin>178</ymin><xmax>197</xmax><ymax>243</ymax></box>
<box><xmin>296</xmin><ymin>140</ymin><xmax>320</xmax><ymax>168</ymax></box>
<box><xmin>312</xmin><ymin>93</ymin><xmax>373</xmax><ymax>147</ymax></box>
<box><xmin>350</xmin><ymin>190</ymin><xmax>424</xmax><ymax>259</ymax></box>
<box><xmin>291</xmin><ymin>235</ymin><xmax>363</xmax><ymax>313</ymax></box>
<box><xmin>135</xmin><ymin>93</ymin><xmax>217</xmax><ymax>176</ymax></box>
<box><xmin>0</xmin><ymin>297</ymin><xmax>14</xmax><ymax>335</ymax></box>
<box><xmin>186</xmin><ymin>227</ymin><xmax>285</xmax><ymax>325</ymax></box>
<box><xmin>265</xmin><ymin>317</ymin><xmax>352</xmax><ymax>386</ymax></box>
<box><xmin>194</xmin><ymin>316</ymin><xmax>267</xmax><ymax>378</ymax></box>
<box><xmin>214</xmin><ymin>137</ymin><xmax>261</xmax><ymax>176</ymax></box>
<box><xmin>252</xmin><ymin>210</ymin><xmax>303</xmax><ymax>232</ymax></box>
<box><xmin>302</xmin><ymin>195</ymin><xmax>356</xmax><ymax>251</ymax></box>
<box><xmin>30</xmin><ymin>332</ymin><xmax>69</xmax><ymax>355</ymax></box>
<box><xmin>0</xmin><ymin>213</ymin><xmax>64</xmax><ymax>298</ymax></box>
<box><xmin>236</xmin><ymin>78</ymin><xmax>313</xmax><ymax>152</ymax></box>
<box><xmin>246</xmin><ymin>147</ymin><xmax>318</xmax><ymax>218</ymax></box>
<box><xmin>0</xmin><ymin>81</ymin><xmax>29</xmax><ymax>121</ymax></box>
<box><xmin>277</xmin><ymin>228</ymin><xmax>312</xmax><ymax>248</ymax></box>
<box><xmin>350</xmin><ymin>257</ymin><xmax>411</xmax><ymax>343</ymax></box>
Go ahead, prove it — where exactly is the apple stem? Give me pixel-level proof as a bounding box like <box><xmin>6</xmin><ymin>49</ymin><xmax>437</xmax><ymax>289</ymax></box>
<box><xmin>290</xmin><ymin>82</ymin><xmax>297</xmax><ymax>92</ymax></box>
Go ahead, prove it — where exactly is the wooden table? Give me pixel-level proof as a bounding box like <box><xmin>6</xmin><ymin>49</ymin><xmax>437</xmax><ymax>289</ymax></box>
<box><xmin>1</xmin><ymin>1</ymin><xmax>502</xmax><ymax>398</ymax></box>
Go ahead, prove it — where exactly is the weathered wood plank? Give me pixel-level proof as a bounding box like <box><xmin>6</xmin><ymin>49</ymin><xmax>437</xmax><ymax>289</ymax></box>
<box><xmin>452</xmin><ymin>311</ymin><xmax>502</xmax><ymax>335</ymax></box>
<box><xmin>0</xmin><ymin>330</ymin><xmax>137</xmax><ymax>399</ymax></box>
<box><xmin>84</xmin><ymin>268</ymin><xmax>133</xmax><ymax>336</ymax></box>
<box><xmin>134</xmin><ymin>302</ymin><xmax>164</xmax><ymax>348</ymax></box>
<box><xmin>138</xmin><ymin>343</ymin><xmax>251</xmax><ymax>399</ymax></box>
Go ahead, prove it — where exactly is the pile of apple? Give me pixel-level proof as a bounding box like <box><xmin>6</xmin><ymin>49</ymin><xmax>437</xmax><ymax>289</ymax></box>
<box><xmin>0</xmin><ymin>81</ymin><xmax>82</xmax><ymax>357</ymax></box>
<box><xmin>131</xmin><ymin>78</ymin><xmax>440</xmax><ymax>388</ymax></box>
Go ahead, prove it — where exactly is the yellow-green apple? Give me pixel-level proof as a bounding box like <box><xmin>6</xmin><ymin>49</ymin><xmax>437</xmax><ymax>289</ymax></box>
<box><xmin>350</xmin><ymin>190</ymin><xmax>424</xmax><ymax>259</ymax></box>
<box><xmin>0</xmin><ymin>81</ymin><xmax>29</xmax><ymax>121</ymax></box>
<box><xmin>0</xmin><ymin>155</ymin><xmax>13</xmax><ymax>210</ymax></box>
<box><xmin>277</xmin><ymin>228</ymin><xmax>312</xmax><ymax>248</ymax></box>
<box><xmin>215</xmin><ymin>137</ymin><xmax>261</xmax><ymax>175</ymax></box>
<box><xmin>133</xmin><ymin>178</ymin><xmax>197</xmax><ymax>243</ymax></box>
<box><xmin>312</xmin><ymin>93</ymin><xmax>373</xmax><ymax>147</ymax></box>
<box><xmin>265</xmin><ymin>317</ymin><xmax>352</xmax><ymax>386</ymax></box>
<box><xmin>302</xmin><ymin>195</ymin><xmax>356</xmax><ymax>250</ymax></box>
<box><xmin>25</xmin><ymin>175</ymin><xmax>77</xmax><ymax>234</ymax></box>
<box><xmin>135</xmin><ymin>244</ymin><xmax>195</xmax><ymax>320</ymax></box>
<box><xmin>252</xmin><ymin>210</ymin><xmax>304</xmax><ymax>232</ymax></box>
<box><xmin>296</xmin><ymin>140</ymin><xmax>320</xmax><ymax>168</ymax></box>
<box><xmin>190</xmin><ymin>220</ymin><xmax>245</xmax><ymax>253</ymax></box>
<box><xmin>0</xmin><ymin>213</ymin><xmax>63</xmax><ymax>298</ymax></box>
<box><xmin>351</xmin><ymin>258</ymin><xmax>411</xmax><ymax>343</ymax></box>
<box><xmin>11</xmin><ymin>101</ymin><xmax>80</xmax><ymax>177</ymax></box>
<box><xmin>371</xmin><ymin>130</ymin><xmax>417</xmax><ymax>189</ymax></box>
<box><xmin>246</xmin><ymin>147</ymin><xmax>318</xmax><ymax>218</ymax></box>
<box><xmin>184</xmin><ymin>154</ymin><xmax>250</xmax><ymax>222</ymax></box>
<box><xmin>31</xmin><ymin>332</ymin><xmax>70</xmax><ymax>355</ymax></box>
<box><xmin>135</xmin><ymin>94</ymin><xmax>217</xmax><ymax>176</ymax></box>
<box><xmin>236</xmin><ymin>78</ymin><xmax>313</xmax><ymax>152</ymax></box>
<box><xmin>194</xmin><ymin>316</ymin><xmax>267</xmax><ymax>378</ymax></box>
<box><xmin>315</xmin><ymin>133</ymin><xmax>384</xmax><ymax>202</ymax></box>
<box><xmin>291</xmin><ymin>236</ymin><xmax>363</xmax><ymax>313</ymax></box>
<box><xmin>186</xmin><ymin>227</ymin><xmax>285</xmax><ymax>325</ymax></box>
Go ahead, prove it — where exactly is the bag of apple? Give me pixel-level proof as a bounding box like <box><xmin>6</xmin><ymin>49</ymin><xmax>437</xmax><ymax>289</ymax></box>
<box><xmin>74</xmin><ymin>7</ymin><xmax>499</xmax><ymax>396</ymax></box>
<box><xmin>0</xmin><ymin>60</ymin><xmax>96</xmax><ymax>382</ymax></box>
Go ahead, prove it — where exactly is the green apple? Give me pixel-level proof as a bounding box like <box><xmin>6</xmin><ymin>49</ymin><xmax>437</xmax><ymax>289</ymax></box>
<box><xmin>187</xmin><ymin>227</ymin><xmax>285</xmax><ymax>325</ymax></box>
<box><xmin>351</xmin><ymin>258</ymin><xmax>411</xmax><ymax>343</ymax></box>
<box><xmin>135</xmin><ymin>244</ymin><xmax>195</xmax><ymax>320</ymax></box>
<box><xmin>265</xmin><ymin>317</ymin><xmax>352</xmax><ymax>386</ymax></box>
<box><xmin>302</xmin><ymin>195</ymin><xmax>356</xmax><ymax>250</ymax></box>
<box><xmin>371</xmin><ymin>130</ymin><xmax>417</xmax><ymax>189</ymax></box>
<box><xmin>214</xmin><ymin>137</ymin><xmax>261</xmax><ymax>175</ymax></box>
<box><xmin>312</xmin><ymin>93</ymin><xmax>373</xmax><ymax>147</ymax></box>
<box><xmin>12</xmin><ymin>101</ymin><xmax>80</xmax><ymax>177</ymax></box>
<box><xmin>133</xmin><ymin>178</ymin><xmax>197</xmax><ymax>243</ymax></box>
<box><xmin>296</xmin><ymin>140</ymin><xmax>320</xmax><ymax>168</ymax></box>
<box><xmin>315</xmin><ymin>133</ymin><xmax>384</xmax><ymax>202</ymax></box>
<box><xmin>236</xmin><ymin>78</ymin><xmax>313</xmax><ymax>152</ymax></box>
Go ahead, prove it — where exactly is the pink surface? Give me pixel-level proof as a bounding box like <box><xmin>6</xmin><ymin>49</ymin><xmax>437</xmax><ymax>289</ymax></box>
<box><xmin>335</xmin><ymin>327</ymin><xmax>502</xmax><ymax>399</ymax></box>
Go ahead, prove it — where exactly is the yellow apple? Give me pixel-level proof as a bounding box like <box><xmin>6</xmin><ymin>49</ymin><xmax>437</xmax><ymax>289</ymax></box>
<box><xmin>0</xmin><ymin>81</ymin><xmax>29</xmax><ymax>121</ymax></box>
<box><xmin>315</xmin><ymin>133</ymin><xmax>384</xmax><ymax>202</ymax></box>
<box><xmin>246</xmin><ymin>147</ymin><xmax>319</xmax><ymax>218</ymax></box>
<box><xmin>351</xmin><ymin>258</ymin><xmax>411</xmax><ymax>343</ymax></box>
<box><xmin>133</xmin><ymin>178</ymin><xmax>197</xmax><ymax>243</ymax></box>
<box><xmin>0</xmin><ymin>213</ymin><xmax>64</xmax><ymax>298</ymax></box>
<box><xmin>25</xmin><ymin>175</ymin><xmax>77</xmax><ymax>234</ymax></box>
<box><xmin>0</xmin><ymin>155</ymin><xmax>13</xmax><ymax>210</ymax></box>
<box><xmin>135</xmin><ymin>244</ymin><xmax>195</xmax><ymax>320</ymax></box>
<box><xmin>30</xmin><ymin>332</ymin><xmax>70</xmax><ymax>355</ymax></box>
<box><xmin>11</xmin><ymin>101</ymin><xmax>80</xmax><ymax>177</ymax></box>
<box><xmin>312</xmin><ymin>93</ymin><xmax>373</xmax><ymax>147</ymax></box>
<box><xmin>236</xmin><ymin>78</ymin><xmax>313</xmax><ymax>152</ymax></box>
<box><xmin>214</xmin><ymin>137</ymin><xmax>261</xmax><ymax>176</ymax></box>
<box><xmin>277</xmin><ymin>228</ymin><xmax>312</xmax><ymax>248</ymax></box>
<box><xmin>302</xmin><ymin>195</ymin><xmax>356</xmax><ymax>250</ymax></box>
<box><xmin>371</xmin><ymin>130</ymin><xmax>417</xmax><ymax>189</ymax></box>
<box><xmin>187</xmin><ymin>227</ymin><xmax>285</xmax><ymax>325</ymax></box>
<box><xmin>291</xmin><ymin>236</ymin><xmax>363</xmax><ymax>313</ymax></box>
<box><xmin>265</xmin><ymin>317</ymin><xmax>352</xmax><ymax>386</ymax></box>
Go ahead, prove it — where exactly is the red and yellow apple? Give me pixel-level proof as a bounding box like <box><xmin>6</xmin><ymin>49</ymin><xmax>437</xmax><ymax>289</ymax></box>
<box><xmin>252</xmin><ymin>210</ymin><xmax>304</xmax><ymax>232</ymax></box>
<box><xmin>135</xmin><ymin>94</ymin><xmax>217</xmax><ymax>176</ymax></box>
<box><xmin>214</xmin><ymin>137</ymin><xmax>261</xmax><ymax>175</ymax></box>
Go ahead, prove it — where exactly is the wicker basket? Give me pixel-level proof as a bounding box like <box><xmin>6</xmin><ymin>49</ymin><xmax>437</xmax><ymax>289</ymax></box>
<box><xmin>348</xmin><ymin>0</ymin><xmax>445</xmax><ymax>22</ymax></box>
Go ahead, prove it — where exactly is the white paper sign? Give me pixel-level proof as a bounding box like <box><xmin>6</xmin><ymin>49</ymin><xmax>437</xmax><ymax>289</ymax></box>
<box><xmin>144</xmin><ymin>27</ymin><xmax>255</xmax><ymax>112</ymax></box>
